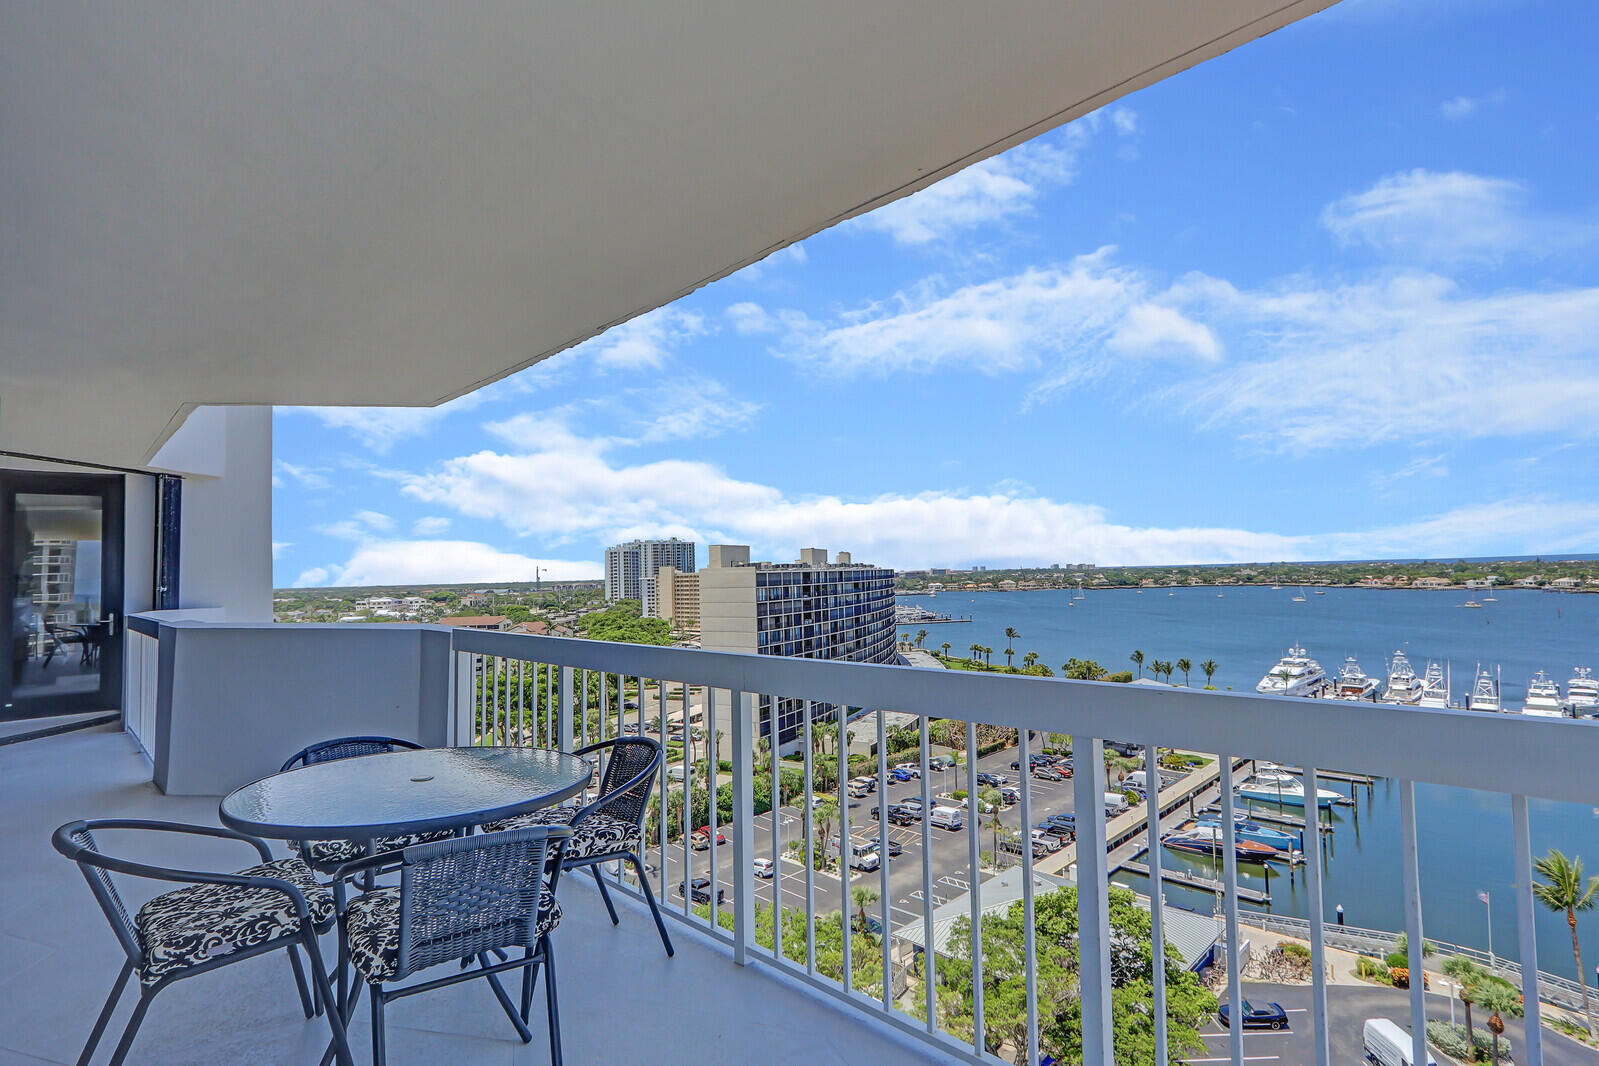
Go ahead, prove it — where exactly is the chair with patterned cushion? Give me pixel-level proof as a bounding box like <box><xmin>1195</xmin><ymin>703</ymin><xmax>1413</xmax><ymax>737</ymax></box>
<box><xmin>52</xmin><ymin>818</ymin><xmax>353</xmax><ymax>1066</ymax></box>
<box><xmin>334</xmin><ymin>825</ymin><xmax>571</xmax><ymax>1066</ymax></box>
<box><xmin>482</xmin><ymin>736</ymin><xmax>672</xmax><ymax>959</ymax></box>
<box><xmin>280</xmin><ymin>736</ymin><xmax>455</xmax><ymax>875</ymax></box>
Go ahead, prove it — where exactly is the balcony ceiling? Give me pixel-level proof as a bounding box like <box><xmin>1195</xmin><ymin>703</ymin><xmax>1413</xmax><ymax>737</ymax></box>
<box><xmin>1</xmin><ymin>2</ymin><xmax>1334</xmax><ymax>469</ymax></box>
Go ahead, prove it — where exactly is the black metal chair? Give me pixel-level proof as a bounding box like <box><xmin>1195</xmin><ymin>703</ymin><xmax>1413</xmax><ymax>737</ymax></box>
<box><xmin>483</xmin><ymin>736</ymin><xmax>673</xmax><ymax>959</ymax></box>
<box><xmin>280</xmin><ymin>737</ymin><xmax>455</xmax><ymax>876</ymax></box>
<box><xmin>334</xmin><ymin>826</ymin><xmax>571</xmax><ymax>1066</ymax></box>
<box><xmin>52</xmin><ymin>818</ymin><xmax>353</xmax><ymax>1066</ymax></box>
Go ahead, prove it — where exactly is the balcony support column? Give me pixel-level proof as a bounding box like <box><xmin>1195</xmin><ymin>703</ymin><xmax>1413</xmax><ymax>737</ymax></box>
<box><xmin>731</xmin><ymin>690</ymin><xmax>756</xmax><ymax>966</ymax></box>
<box><xmin>1511</xmin><ymin>794</ymin><xmax>1545</xmax><ymax>1066</ymax></box>
<box><xmin>1073</xmin><ymin>736</ymin><xmax>1112</xmax><ymax>1065</ymax></box>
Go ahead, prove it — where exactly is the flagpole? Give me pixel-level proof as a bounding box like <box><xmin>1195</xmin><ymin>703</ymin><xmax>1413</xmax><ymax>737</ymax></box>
<box><xmin>1483</xmin><ymin>891</ymin><xmax>1495</xmax><ymax>967</ymax></box>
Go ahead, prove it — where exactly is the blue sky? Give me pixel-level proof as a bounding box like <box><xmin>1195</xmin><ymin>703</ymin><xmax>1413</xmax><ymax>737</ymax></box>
<box><xmin>274</xmin><ymin>0</ymin><xmax>1599</xmax><ymax>588</ymax></box>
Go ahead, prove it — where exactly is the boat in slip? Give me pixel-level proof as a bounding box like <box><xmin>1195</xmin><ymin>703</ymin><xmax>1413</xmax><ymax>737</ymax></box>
<box><xmin>1417</xmin><ymin>660</ymin><xmax>1450</xmax><ymax>709</ymax></box>
<box><xmin>1566</xmin><ymin>667</ymin><xmax>1599</xmax><ymax>717</ymax></box>
<box><xmin>1522</xmin><ymin>670</ymin><xmax>1567</xmax><ymax>717</ymax></box>
<box><xmin>1334</xmin><ymin>656</ymin><xmax>1381</xmax><ymax>700</ymax></box>
<box><xmin>1381</xmin><ymin>650</ymin><xmax>1425</xmax><ymax>705</ymax></box>
<box><xmin>1162</xmin><ymin>826</ymin><xmax>1281</xmax><ymax>863</ymax></box>
<box><xmin>1256</xmin><ymin>644</ymin><xmax>1327</xmax><ymax>697</ymax></box>
<box><xmin>1194</xmin><ymin>816</ymin><xmax>1298</xmax><ymax>854</ymax></box>
<box><xmin>1467</xmin><ymin>664</ymin><xmax>1502</xmax><ymax>713</ymax></box>
<box><xmin>1238</xmin><ymin>768</ymin><xmax>1340</xmax><ymax>808</ymax></box>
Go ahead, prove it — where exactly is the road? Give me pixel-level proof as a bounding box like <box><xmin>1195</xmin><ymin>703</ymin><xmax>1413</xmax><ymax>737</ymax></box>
<box><xmin>1196</xmin><ymin>981</ymin><xmax>1597</xmax><ymax>1066</ymax></box>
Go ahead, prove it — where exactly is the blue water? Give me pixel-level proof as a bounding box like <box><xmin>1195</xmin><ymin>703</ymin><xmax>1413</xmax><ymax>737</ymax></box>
<box><xmin>901</xmin><ymin>587</ymin><xmax>1599</xmax><ymax>976</ymax></box>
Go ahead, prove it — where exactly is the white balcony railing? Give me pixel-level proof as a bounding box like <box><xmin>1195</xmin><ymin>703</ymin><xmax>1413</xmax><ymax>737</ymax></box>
<box><xmin>447</xmin><ymin>628</ymin><xmax>1599</xmax><ymax>1066</ymax></box>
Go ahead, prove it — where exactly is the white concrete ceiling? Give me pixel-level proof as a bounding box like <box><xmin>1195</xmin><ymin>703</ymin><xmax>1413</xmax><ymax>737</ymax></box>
<box><xmin>1</xmin><ymin>1</ymin><xmax>1336</xmax><ymax>470</ymax></box>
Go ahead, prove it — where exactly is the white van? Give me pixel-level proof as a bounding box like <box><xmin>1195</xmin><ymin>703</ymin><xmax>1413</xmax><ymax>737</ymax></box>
<box><xmin>1125</xmin><ymin>770</ymin><xmax>1148</xmax><ymax>791</ymax></box>
<box><xmin>828</xmin><ymin>835</ymin><xmax>881</xmax><ymax>871</ymax></box>
<box><xmin>667</xmin><ymin>765</ymin><xmax>693</xmax><ymax>784</ymax></box>
<box><xmin>1363</xmin><ymin>1018</ymin><xmax>1437</xmax><ymax>1066</ymax></box>
<box><xmin>929</xmin><ymin>805</ymin><xmax>964</xmax><ymax>830</ymax></box>
<box><xmin>1104</xmin><ymin>791</ymin><xmax>1129</xmax><ymax>814</ymax></box>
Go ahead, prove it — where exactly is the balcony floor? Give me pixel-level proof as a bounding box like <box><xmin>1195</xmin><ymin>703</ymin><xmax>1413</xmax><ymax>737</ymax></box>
<box><xmin>1</xmin><ymin>726</ymin><xmax>956</xmax><ymax>1066</ymax></box>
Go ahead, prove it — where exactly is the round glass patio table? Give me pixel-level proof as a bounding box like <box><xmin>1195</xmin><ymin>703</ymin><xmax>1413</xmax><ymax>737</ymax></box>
<box><xmin>219</xmin><ymin>746</ymin><xmax>594</xmax><ymax>841</ymax></box>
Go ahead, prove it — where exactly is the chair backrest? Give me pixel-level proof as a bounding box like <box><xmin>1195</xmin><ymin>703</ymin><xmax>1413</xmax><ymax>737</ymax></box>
<box><xmin>393</xmin><ymin>826</ymin><xmax>570</xmax><ymax>981</ymax></box>
<box><xmin>51</xmin><ymin>821</ymin><xmax>141</xmax><ymax>962</ymax></box>
<box><xmin>581</xmin><ymin>737</ymin><xmax>662</xmax><ymax>827</ymax></box>
<box><xmin>281</xmin><ymin>735</ymin><xmax>422</xmax><ymax>772</ymax></box>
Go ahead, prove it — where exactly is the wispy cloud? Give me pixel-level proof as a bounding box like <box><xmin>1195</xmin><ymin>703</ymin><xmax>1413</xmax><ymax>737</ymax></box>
<box><xmin>272</xmin><ymin>541</ymin><xmax>291</xmax><ymax>560</ymax></box>
<box><xmin>286</xmin><ymin>392</ymin><xmax>489</xmax><ymax>453</ymax></box>
<box><xmin>273</xmin><ymin>461</ymin><xmax>330</xmax><ymax>490</ymax></box>
<box><xmin>589</xmin><ymin>307</ymin><xmax>706</xmax><ymax>371</ymax></box>
<box><xmin>316</xmin><ymin>510</ymin><xmax>396</xmax><ymax>541</ymax></box>
<box><xmin>412</xmin><ymin>516</ymin><xmax>451</xmax><ymax>536</ymax></box>
<box><xmin>299</xmin><ymin>541</ymin><xmax>600</xmax><ymax>588</ymax></box>
<box><xmin>1439</xmin><ymin>88</ymin><xmax>1505</xmax><ymax>120</ymax></box>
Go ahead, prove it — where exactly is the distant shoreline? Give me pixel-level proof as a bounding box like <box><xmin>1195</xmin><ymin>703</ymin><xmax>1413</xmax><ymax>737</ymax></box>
<box><xmin>898</xmin><ymin>583</ymin><xmax>1593</xmax><ymax>595</ymax></box>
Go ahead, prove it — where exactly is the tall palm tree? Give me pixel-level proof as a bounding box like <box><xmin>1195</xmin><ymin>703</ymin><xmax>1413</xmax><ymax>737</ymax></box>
<box><xmin>851</xmin><ymin>884</ymin><xmax>880</xmax><ymax>936</ymax></box>
<box><xmin>1130</xmin><ymin>649</ymin><xmax>1145</xmax><ymax>679</ymax></box>
<box><xmin>969</xmin><ymin>642</ymin><xmax>983</xmax><ymax>664</ymax></box>
<box><xmin>1004</xmin><ymin>626</ymin><xmax>1020</xmax><ymax>669</ymax></box>
<box><xmin>980</xmin><ymin>788</ymin><xmax>1005</xmax><ymax>858</ymax></box>
<box><xmin>1201</xmin><ymin>659</ymin><xmax>1218</xmax><ymax>687</ymax></box>
<box><xmin>900</xmin><ymin>631</ymin><xmax>911</xmax><ymax>647</ymax></box>
<box><xmin>1177</xmin><ymin>657</ymin><xmax>1192</xmax><ymax>686</ymax></box>
<box><xmin>1474</xmin><ymin>975</ymin><xmax>1523</xmax><ymax>1066</ymax></box>
<box><xmin>941</xmin><ymin>641</ymin><xmax>951</xmax><ymax>659</ymax></box>
<box><xmin>815</xmin><ymin>798</ymin><xmax>838</xmax><ymax>865</ymax></box>
<box><xmin>983</xmin><ymin>646</ymin><xmax>994</xmax><ymax>668</ymax></box>
<box><xmin>1532</xmin><ymin>848</ymin><xmax>1599</xmax><ymax>1037</ymax></box>
<box><xmin>916</xmin><ymin>628</ymin><xmax>928</xmax><ymax>649</ymax></box>
<box><xmin>1023</xmin><ymin>651</ymin><xmax>1039</xmax><ymax>671</ymax></box>
<box><xmin>1443</xmin><ymin>956</ymin><xmax>1484</xmax><ymax>1053</ymax></box>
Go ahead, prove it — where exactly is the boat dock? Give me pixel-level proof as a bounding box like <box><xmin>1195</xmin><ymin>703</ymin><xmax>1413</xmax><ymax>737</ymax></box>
<box><xmin>1119</xmin><ymin>857</ymin><xmax>1271</xmax><ymax>904</ymax></box>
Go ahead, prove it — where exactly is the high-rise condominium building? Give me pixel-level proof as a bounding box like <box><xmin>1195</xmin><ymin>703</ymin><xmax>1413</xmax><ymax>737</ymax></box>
<box><xmin>603</xmin><ymin>538</ymin><xmax>696</xmax><ymax>617</ymax></box>
<box><xmin>699</xmin><ymin>545</ymin><xmax>896</xmax><ymax>750</ymax></box>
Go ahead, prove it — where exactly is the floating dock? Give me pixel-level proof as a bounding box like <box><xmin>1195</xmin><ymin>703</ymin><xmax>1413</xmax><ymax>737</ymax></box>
<box><xmin>1119</xmin><ymin>858</ymin><xmax>1270</xmax><ymax>904</ymax></box>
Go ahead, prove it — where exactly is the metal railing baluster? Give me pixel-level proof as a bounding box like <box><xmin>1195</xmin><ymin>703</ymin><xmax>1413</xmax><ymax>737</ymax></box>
<box><xmin>1073</xmin><ymin>736</ymin><xmax>1110</xmax><ymax>1066</ymax></box>
<box><xmin>1221</xmin><ymin>756</ymin><xmax>1243</xmax><ymax>1066</ymax></box>
<box><xmin>770</xmin><ymin>695</ymin><xmax>783</xmax><ymax>964</ymax></box>
<box><xmin>964</xmin><ymin>720</ymin><xmax>984</xmax><ymax>1056</ymax></box>
<box><xmin>707</xmin><ymin>687</ymin><xmax>720</xmax><ymax>932</ymax></box>
<box><xmin>680</xmin><ymin>681</ymin><xmax>692</xmax><ymax>918</ymax></box>
<box><xmin>1303</xmin><ymin>766</ymin><xmax>1330</xmax><ymax>1066</ymax></box>
<box><xmin>1146</xmin><ymin>743</ymin><xmax>1167</xmax><ymax>1066</ymax></box>
<box><xmin>804</xmin><ymin>699</ymin><xmax>817</xmax><ymax>977</ymax></box>
<box><xmin>839</xmin><ymin>703</ymin><xmax>853</xmax><ymax>994</ymax></box>
<box><xmin>1399</xmin><ymin>779</ymin><xmax>1427</xmax><ymax>1066</ymax></box>
<box><xmin>878</xmin><ymin>710</ymin><xmax>893</xmax><ymax>1011</ymax></box>
<box><xmin>1019</xmin><ymin>728</ymin><xmax>1040</xmax><ymax>1066</ymax></box>
<box><xmin>732</xmin><ymin>690</ymin><xmax>756</xmax><ymax>965</ymax></box>
<box><xmin>1511</xmin><ymin>794</ymin><xmax>1545</xmax><ymax>1066</ymax></box>
<box><xmin>918</xmin><ymin>713</ymin><xmax>935</xmax><ymax>1030</ymax></box>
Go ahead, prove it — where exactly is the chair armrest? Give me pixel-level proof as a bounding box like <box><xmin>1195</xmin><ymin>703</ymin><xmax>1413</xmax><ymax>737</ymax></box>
<box><xmin>330</xmin><ymin>851</ymin><xmax>401</xmax><ymax>912</ymax></box>
<box><xmin>66</xmin><ymin>851</ymin><xmax>315</xmax><ymax>929</ymax></box>
<box><xmin>66</xmin><ymin>818</ymin><xmax>275</xmax><ymax>863</ymax></box>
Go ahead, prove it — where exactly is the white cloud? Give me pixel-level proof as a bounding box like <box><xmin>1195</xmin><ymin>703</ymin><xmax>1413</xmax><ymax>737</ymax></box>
<box><xmin>354</xmin><ymin>510</ymin><xmax>393</xmax><ymax>532</ymax></box>
<box><xmin>1106</xmin><ymin>304</ymin><xmax>1220</xmax><ymax>361</ymax></box>
<box><xmin>293</xmin><ymin>566</ymin><xmax>330</xmax><ymax>588</ymax></box>
<box><xmin>317</xmin><ymin>510</ymin><xmax>396</xmax><ymax>541</ymax></box>
<box><xmin>273</xmin><ymin>461</ymin><xmax>330</xmax><ymax>490</ymax></box>
<box><xmin>287</xmin><ymin>392</ymin><xmax>489</xmax><ymax>453</ymax></box>
<box><xmin>1374</xmin><ymin>454</ymin><xmax>1450</xmax><ymax>490</ymax></box>
<box><xmin>848</xmin><ymin>109</ymin><xmax>1136</xmax><ymax>245</ymax></box>
<box><xmin>412</xmin><ymin>516</ymin><xmax>451</xmax><ymax>536</ymax></box>
<box><xmin>726</xmin><ymin>301</ymin><xmax>778</xmax><ymax>335</ymax></box>
<box><xmin>1439</xmin><ymin>88</ymin><xmax>1505</xmax><ymax>121</ymax></box>
<box><xmin>304</xmin><ymin>541</ymin><xmax>600</xmax><ymax>587</ymax></box>
<box><xmin>1320</xmin><ymin>169</ymin><xmax>1596</xmax><ymax>263</ymax></box>
<box><xmin>272</xmin><ymin>541</ymin><xmax>291</xmax><ymax>560</ymax></box>
<box><xmin>590</xmin><ymin>307</ymin><xmax>706</xmax><ymax>371</ymax></box>
<box><xmin>625</xmin><ymin>379</ymin><xmax>761</xmax><ymax>444</ymax></box>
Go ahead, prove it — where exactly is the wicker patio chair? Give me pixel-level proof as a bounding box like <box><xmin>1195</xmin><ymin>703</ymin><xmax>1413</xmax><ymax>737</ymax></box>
<box><xmin>482</xmin><ymin>736</ymin><xmax>673</xmax><ymax>958</ymax></box>
<box><xmin>334</xmin><ymin>826</ymin><xmax>571</xmax><ymax>1066</ymax></box>
<box><xmin>279</xmin><ymin>736</ymin><xmax>455</xmax><ymax>876</ymax></box>
<box><xmin>52</xmin><ymin>818</ymin><xmax>353</xmax><ymax>1066</ymax></box>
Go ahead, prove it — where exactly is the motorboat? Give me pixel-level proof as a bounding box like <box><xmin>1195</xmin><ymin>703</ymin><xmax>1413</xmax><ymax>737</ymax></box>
<box><xmin>1522</xmin><ymin>670</ymin><xmax>1566</xmax><ymax>717</ymax></box>
<box><xmin>1238</xmin><ymin>770</ymin><xmax>1340</xmax><ymax>808</ymax></box>
<box><xmin>1334</xmin><ymin>656</ymin><xmax>1381</xmax><ymax>700</ymax></box>
<box><xmin>1460</xmin><ymin>600</ymin><xmax>1483</xmax><ymax>609</ymax></box>
<box><xmin>1291</xmin><ymin>587</ymin><xmax>1307</xmax><ymax>602</ymax></box>
<box><xmin>1381</xmin><ymin>651</ymin><xmax>1425</xmax><ymax>705</ymax></box>
<box><xmin>1194</xmin><ymin>816</ymin><xmax>1298</xmax><ymax>853</ymax></box>
<box><xmin>1566</xmin><ymin>667</ymin><xmax>1598</xmax><ymax>717</ymax></box>
<box><xmin>1467</xmin><ymin>665</ymin><xmax>1502</xmax><ymax>713</ymax></box>
<box><xmin>1417</xmin><ymin>660</ymin><xmax>1450</xmax><ymax>709</ymax></box>
<box><xmin>1256</xmin><ymin>645</ymin><xmax>1327</xmax><ymax>697</ymax></box>
<box><xmin>1161</xmin><ymin>826</ymin><xmax>1281</xmax><ymax>863</ymax></box>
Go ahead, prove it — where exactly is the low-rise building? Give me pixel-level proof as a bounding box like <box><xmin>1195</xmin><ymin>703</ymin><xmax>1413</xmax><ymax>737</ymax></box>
<box><xmin>438</xmin><ymin>614</ymin><xmax>512</xmax><ymax>631</ymax></box>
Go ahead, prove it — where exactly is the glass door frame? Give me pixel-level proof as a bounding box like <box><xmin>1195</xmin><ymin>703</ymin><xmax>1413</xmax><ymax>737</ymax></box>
<box><xmin>0</xmin><ymin>471</ymin><xmax>125</xmax><ymax>720</ymax></box>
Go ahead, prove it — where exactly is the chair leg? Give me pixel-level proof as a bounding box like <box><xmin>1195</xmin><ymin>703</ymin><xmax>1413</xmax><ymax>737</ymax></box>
<box><xmin>105</xmin><ymin>992</ymin><xmax>153</xmax><ymax>1066</ymax></box>
<box><xmin>369</xmin><ymin>988</ymin><xmax>385</xmax><ymax>1066</ymax></box>
<box><xmin>288</xmin><ymin>944</ymin><xmax>316</xmax><ymax>1018</ymax></box>
<box><xmin>627</xmin><ymin>851</ymin><xmax>675</xmax><ymax>957</ymax></box>
<box><xmin>304</xmin><ymin>932</ymin><xmax>356</xmax><ymax>1066</ymax></box>
<box><xmin>478</xmin><ymin>953</ymin><xmax>533</xmax><ymax>1043</ymax></box>
<box><xmin>589</xmin><ymin>863</ymin><xmax>619</xmax><ymax>925</ymax></box>
<box><xmin>519</xmin><ymin>945</ymin><xmax>541</xmax><ymax>1024</ymax></box>
<box><xmin>76</xmin><ymin>960</ymin><xmax>133</xmax><ymax>1066</ymax></box>
<box><xmin>542</xmin><ymin>936</ymin><xmax>562</xmax><ymax>1066</ymax></box>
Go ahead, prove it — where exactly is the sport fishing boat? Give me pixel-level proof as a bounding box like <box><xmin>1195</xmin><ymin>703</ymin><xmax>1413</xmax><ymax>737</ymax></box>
<box><xmin>1417</xmin><ymin>660</ymin><xmax>1450</xmax><ymax>709</ymax></box>
<box><xmin>1381</xmin><ymin>651</ymin><xmax>1425</xmax><ymax>705</ymax></box>
<box><xmin>1566</xmin><ymin>667</ymin><xmax>1598</xmax><ymax>717</ymax></box>
<box><xmin>1161</xmin><ymin>826</ymin><xmax>1281</xmax><ymax>863</ymax></box>
<box><xmin>1522</xmin><ymin>671</ymin><xmax>1566</xmax><ymax>717</ymax></box>
<box><xmin>1334</xmin><ymin>656</ymin><xmax>1381</xmax><ymax>701</ymax></box>
<box><xmin>1255</xmin><ymin>645</ymin><xmax>1327</xmax><ymax>697</ymax></box>
<box><xmin>1467</xmin><ymin>665</ymin><xmax>1502</xmax><ymax>713</ymax></box>
<box><xmin>1238</xmin><ymin>768</ymin><xmax>1341</xmax><ymax>808</ymax></box>
<box><xmin>1194</xmin><ymin>816</ymin><xmax>1298</xmax><ymax>853</ymax></box>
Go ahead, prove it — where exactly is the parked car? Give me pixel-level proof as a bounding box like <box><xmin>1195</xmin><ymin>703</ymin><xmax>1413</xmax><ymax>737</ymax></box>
<box><xmin>929</xmin><ymin>805</ymin><xmax>963</xmax><ymax>830</ymax></box>
<box><xmin>847</xmin><ymin>782</ymin><xmax>871</xmax><ymax>798</ymax></box>
<box><xmin>999</xmin><ymin>786</ymin><xmax>1021</xmax><ymax>806</ymax></box>
<box><xmin>976</xmin><ymin>771</ymin><xmax>1007</xmax><ymax>787</ymax></box>
<box><xmin>677</xmin><ymin>877</ymin><xmax>725</xmax><ymax>905</ymax></box>
<box><xmin>929</xmin><ymin>755</ymin><xmax>955</xmax><ymax>770</ymax></box>
<box><xmin>1011</xmin><ymin>755</ymin><xmax>1049</xmax><ymax>771</ymax></box>
<box><xmin>690</xmin><ymin>827</ymin><xmax>726</xmax><ymax>850</ymax></box>
<box><xmin>1218</xmin><ymin>999</ymin><xmax>1289</xmax><ymax>1031</ymax></box>
<box><xmin>1030</xmin><ymin>829</ymin><xmax>1062</xmax><ymax>853</ymax></box>
<box><xmin>1032</xmin><ymin>765</ymin><xmax>1065</xmax><ymax>781</ymax></box>
<box><xmin>862</xmin><ymin>835</ymin><xmax>903</xmax><ymax>857</ymax></box>
<box><xmin>849</xmin><ymin>776</ymin><xmax>877</xmax><ymax>793</ymax></box>
<box><xmin>623</xmin><ymin>699</ymin><xmax>638</xmax><ymax>710</ymax></box>
<box><xmin>1362</xmin><ymin>1017</ymin><xmax>1437</xmax><ymax>1066</ymax></box>
<box><xmin>893</xmin><ymin>762</ymin><xmax>922</xmax><ymax>778</ymax></box>
<box><xmin>829</xmin><ymin>835</ymin><xmax>881</xmax><ymax>870</ymax></box>
<box><xmin>753</xmin><ymin>857</ymin><xmax>775</xmax><ymax>879</ymax></box>
<box><xmin>890</xmin><ymin>767</ymin><xmax>916</xmax><ymax>782</ymax></box>
<box><xmin>870</xmin><ymin>804</ymin><xmax>918</xmax><ymax>827</ymax></box>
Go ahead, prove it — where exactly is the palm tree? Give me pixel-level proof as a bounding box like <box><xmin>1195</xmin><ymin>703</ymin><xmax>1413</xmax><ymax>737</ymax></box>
<box><xmin>916</xmin><ymin>628</ymin><xmax>928</xmax><ymax>649</ymax></box>
<box><xmin>941</xmin><ymin>641</ymin><xmax>951</xmax><ymax>659</ymax></box>
<box><xmin>969</xmin><ymin>642</ymin><xmax>983</xmax><ymax>664</ymax></box>
<box><xmin>1130</xmin><ymin>649</ymin><xmax>1145</xmax><ymax>679</ymax></box>
<box><xmin>1023</xmin><ymin>651</ymin><xmax>1039</xmax><ymax>671</ymax></box>
<box><xmin>1532</xmin><ymin>848</ymin><xmax>1599</xmax><ymax>1037</ymax></box>
<box><xmin>980</xmin><ymin>787</ymin><xmax>1005</xmax><ymax>857</ymax></box>
<box><xmin>900</xmin><ymin>631</ymin><xmax>911</xmax><ymax>648</ymax></box>
<box><xmin>1003</xmin><ymin>627</ymin><xmax>1020</xmax><ymax>671</ymax></box>
<box><xmin>851</xmin><ymin>884</ymin><xmax>880</xmax><ymax>936</ymax></box>
<box><xmin>1474</xmin><ymin>975</ymin><xmax>1523</xmax><ymax>1066</ymax></box>
<box><xmin>984</xmin><ymin>646</ymin><xmax>994</xmax><ymax>667</ymax></box>
<box><xmin>814</xmin><ymin>798</ymin><xmax>838</xmax><ymax>865</ymax></box>
<box><xmin>1443</xmin><ymin>956</ymin><xmax>1484</xmax><ymax>1054</ymax></box>
<box><xmin>1177</xmin><ymin>657</ymin><xmax>1192</xmax><ymax>686</ymax></box>
<box><xmin>1201</xmin><ymin>658</ymin><xmax>1218</xmax><ymax>687</ymax></box>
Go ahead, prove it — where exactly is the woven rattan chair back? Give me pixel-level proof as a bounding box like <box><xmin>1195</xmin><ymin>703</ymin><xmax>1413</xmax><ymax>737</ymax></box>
<box><xmin>393</xmin><ymin>826</ymin><xmax>569</xmax><ymax>981</ymax></box>
<box><xmin>582</xmin><ymin>737</ymin><xmax>661</xmax><ymax>827</ymax></box>
<box><xmin>280</xmin><ymin>735</ymin><xmax>422</xmax><ymax>772</ymax></box>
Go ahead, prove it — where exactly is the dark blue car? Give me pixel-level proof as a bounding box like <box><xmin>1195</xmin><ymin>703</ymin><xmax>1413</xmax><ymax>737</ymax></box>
<box><xmin>1218</xmin><ymin>999</ymin><xmax>1288</xmax><ymax>1030</ymax></box>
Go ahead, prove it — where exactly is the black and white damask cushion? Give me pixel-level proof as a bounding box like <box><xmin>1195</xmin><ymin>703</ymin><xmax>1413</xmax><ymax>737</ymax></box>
<box><xmin>289</xmin><ymin>830</ymin><xmax>456</xmax><ymax>870</ymax></box>
<box><xmin>482</xmin><ymin>806</ymin><xmax>642</xmax><ymax>859</ymax></box>
<box><xmin>134</xmin><ymin>858</ymin><xmax>334</xmax><ymax>986</ymax></box>
<box><xmin>344</xmin><ymin>888</ymin><xmax>561</xmax><ymax>983</ymax></box>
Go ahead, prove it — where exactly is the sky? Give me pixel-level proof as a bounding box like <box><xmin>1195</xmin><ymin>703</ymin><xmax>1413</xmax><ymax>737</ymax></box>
<box><xmin>273</xmin><ymin>0</ymin><xmax>1599</xmax><ymax>589</ymax></box>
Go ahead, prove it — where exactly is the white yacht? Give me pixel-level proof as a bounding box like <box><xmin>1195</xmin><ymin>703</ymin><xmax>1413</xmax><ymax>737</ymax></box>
<box><xmin>1522</xmin><ymin>670</ymin><xmax>1566</xmax><ymax>717</ymax></box>
<box><xmin>1239</xmin><ymin>766</ymin><xmax>1342</xmax><ymax>808</ymax></box>
<box><xmin>1417</xmin><ymin>660</ymin><xmax>1450</xmax><ymax>709</ymax></box>
<box><xmin>1467</xmin><ymin>665</ymin><xmax>1502</xmax><ymax>713</ymax></box>
<box><xmin>1256</xmin><ymin>644</ymin><xmax>1327</xmax><ymax>697</ymax></box>
<box><xmin>1334</xmin><ymin>656</ymin><xmax>1381</xmax><ymax>700</ymax></box>
<box><xmin>1381</xmin><ymin>651</ymin><xmax>1425</xmax><ymax>705</ymax></box>
<box><xmin>1566</xmin><ymin>668</ymin><xmax>1599</xmax><ymax>717</ymax></box>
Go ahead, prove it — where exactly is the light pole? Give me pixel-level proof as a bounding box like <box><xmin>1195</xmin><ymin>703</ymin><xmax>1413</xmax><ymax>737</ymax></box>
<box><xmin>1479</xmin><ymin>890</ymin><xmax>1495</xmax><ymax>967</ymax></box>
